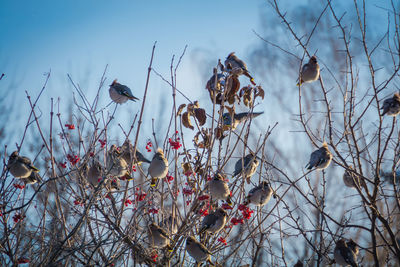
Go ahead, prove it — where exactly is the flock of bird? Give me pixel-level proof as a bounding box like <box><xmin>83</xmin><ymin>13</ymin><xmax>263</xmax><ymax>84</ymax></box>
<box><xmin>6</xmin><ymin>52</ymin><xmax>400</xmax><ymax>266</ymax></box>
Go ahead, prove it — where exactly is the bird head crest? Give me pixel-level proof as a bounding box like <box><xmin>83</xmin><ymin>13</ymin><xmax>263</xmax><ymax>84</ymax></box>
<box><xmin>110</xmin><ymin>79</ymin><xmax>118</xmax><ymax>86</ymax></box>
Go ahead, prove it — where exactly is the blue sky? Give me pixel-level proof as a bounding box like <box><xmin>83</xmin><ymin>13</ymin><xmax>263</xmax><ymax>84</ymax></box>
<box><xmin>0</xmin><ymin>0</ymin><xmax>267</xmax><ymax>146</ymax></box>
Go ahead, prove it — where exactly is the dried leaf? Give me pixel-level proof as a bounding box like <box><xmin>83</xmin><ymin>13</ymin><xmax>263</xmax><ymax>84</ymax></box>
<box><xmin>225</xmin><ymin>75</ymin><xmax>240</xmax><ymax>103</ymax></box>
<box><xmin>177</xmin><ymin>104</ymin><xmax>186</xmax><ymax>116</ymax></box>
<box><xmin>255</xmin><ymin>86</ymin><xmax>265</xmax><ymax>100</ymax></box>
<box><xmin>182</xmin><ymin>112</ymin><xmax>194</xmax><ymax>130</ymax></box>
<box><xmin>181</xmin><ymin>162</ymin><xmax>191</xmax><ymax>174</ymax></box>
<box><xmin>194</xmin><ymin>108</ymin><xmax>206</xmax><ymax>126</ymax></box>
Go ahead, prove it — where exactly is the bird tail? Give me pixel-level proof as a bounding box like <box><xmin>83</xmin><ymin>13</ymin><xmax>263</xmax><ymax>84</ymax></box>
<box><xmin>243</xmin><ymin>71</ymin><xmax>256</xmax><ymax>85</ymax></box>
<box><xmin>30</xmin><ymin>165</ymin><xmax>40</xmax><ymax>172</ymax></box>
<box><xmin>305</xmin><ymin>163</ymin><xmax>312</xmax><ymax>170</ymax></box>
<box><xmin>226</xmin><ymin>195</ymin><xmax>233</xmax><ymax>206</ymax></box>
<box><xmin>150</xmin><ymin>178</ymin><xmax>157</xmax><ymax>187</ymax></box>
<box><xmin>246</xmin><ymin>177</ymin><xmax>251</xmax><ymax>184</ymax></box>
<box><xmin>296</xmin><ymin>79</ymin><xmax>303</xmax><ymax>86</ymax></box>
<box><xmin>128</xmin><ymin>95</ymin><xmax>140</xmax><ymax>101</ymax></box>
<box><xmin>166</xmin><ymin>244</ymin><xmax>173</xmax><ymax>252</ymax></box>
<box><xmin>251</xmin><ymin>112</ymin><xmax>264</xmax><ymax>118</ymax></box>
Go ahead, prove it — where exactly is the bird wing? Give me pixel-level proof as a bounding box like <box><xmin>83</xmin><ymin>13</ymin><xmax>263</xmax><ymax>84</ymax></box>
<box><xmin>307</xmin><ymin>149</ymin><xmax>322</xmax><ymax>169</ymax></box>
<box><xmin>136</xmin><ymin>150</ymin><xmax>151</xmax><ymax>164</ymax></box>
<box><xmin>19</xmin><ymin>156</ymin><xmax>39</xmax><ymax>171</ymax></box>
<box><xmin>118</xmin><ymin>85</ymin><xmax>139</xmax><ymax>100</ymax></box>
<box><xmin>234</xmin><ymin>158</ymin><xmax>245</xmax><ymax>176</ymax></box>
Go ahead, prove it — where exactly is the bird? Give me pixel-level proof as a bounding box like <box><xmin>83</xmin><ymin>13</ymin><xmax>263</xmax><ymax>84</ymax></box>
<box><xmin>186</xmin><ymin>236</ymin><xmax>213</xmax><ymax>264</ymax></box>
<box><xmin>244</xmin><ymin>181</ymin><xmax>273</xmax><ymax>207</ymax></box>
<box><xmin>342</xmin><ymin>166</ymin><xmax>364</xmax><ymax>188</ymax></box>
<box><xmin>334</xmin><ymin>239</ymin><xmax>358</xmax><ymax>267</ymax></box>
<box><xmin>346</xmin><ymin>239</ymin><xmax>359</xmax><ymax>257</ymax></box>
<box><xmin>381</xmin><ymin>92</ymin><xmax>400</xmax><ymax>117</ymax></box>
<box><xmin>24</xmin><ymin>171</ymin><xmax>42</xmax><ymax>185</ymax></box>
<box><xmin>8</xmin><ymin>151</ymin><xmax>40</xmax><ymax>179</ymax></box>
<box><xmin>293</xmin><ymin>260</ymin><xmax>303</xmax><ymax>267</ymax></box>
<box><xmin>297</xmin><ymin>56</ymin><xmax>320</xmax><ymax>86</ymax></box>
<box><xmin>208</xmin><ymin>173</ymin><xmax>232</xmax><ymax>205</ymax></box>
<box><xmin>148</xmin><ymin>223</ymin><xmax>172</xmax><ymax>250</ymax></box>
<box><xmin>106</xmin><ymin>178</ymin><xmax>120</xmax><ymax>192</ymax></box>
<box><xmin>224</xmin><ymin>52</ymin><xmax>256</xmax><ymax>85</ymax></box>
<box><xmin>109</xmin><ymin>79</ymin><xmax>139</xmax><ymax>104</ymax></box>
<box><xmin>87</xmin><ymin>161</ymin><xmax>103</xmax><ymax>187</ymax></box>
<box><xmin>106</xmin><ymin>145</ymin><xmax>130</xmax><ymax>178</ymax></box>
<box><xmin>233</xmin><ymin>154</ymin><xmax>259</xmax><ymax>184</ymax></box>
<box><xmin>223</xmin><ymin>111</ymin><xmax>263</xmax><ymax>131</ymax></box>
<box><xmin>148</xmin><ymin>148</ymin><xmax>169</xmax><ymax>186</ymax></box>
<box><xmin>305</xmin><ymin>142</ymin><xmax>332</xmax><ymax>170</ymax></box>
<box><xmin>199</xmin><ymin>208</ymin><xmax>228</xmax><ymax>235</ymax></box>
<box><xmin>160</xmin><ymin>215</ymin><xmax>179</xmax><ymax>235</ymax></box>
<box><xmin>120</xmin><ymin>139</ymin><xmax>151</xmax><ymax>165</ymax></box>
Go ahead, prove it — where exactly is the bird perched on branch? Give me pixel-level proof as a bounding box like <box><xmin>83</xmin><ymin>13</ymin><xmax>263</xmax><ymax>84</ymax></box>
<box><xmin>208</xmin><ymin>173</ymin><xmax>232</xmax><ymax>205</ymax></box>
<box><xmin>148</xmin><ymin>223</ymin><xmax>172</xmax><ymax>250</ymax></box>
<box><xmin>244</xmin><ymin>181</ymin><xmax>273</xmax><ymax>207</ymax></box>
<box><xmin>342</xmin><ymin>166</ymin><xmax>365</xmax><ymax>188</ymax></box>
<box><xmin>305</xmin><ymin>142</ymin><xmax>332</xmax><ymax>170</ymax></box>
<box><xmin>334</xmin><ymin>239</ymin><xmax>358</xmax><ymax>267</ymax></box>
<box><xmin>24</xmin><ymin>171</ymin><xmax>42</xmax><ymax>185</ymax></box>
<box><xmin>224</xmin><ymin>52</ymin><xmax>256</xmax><ymax>85</ymax></box>
<box><xmin>199</xmin><ymin>208</ymin><xmax>228</xmax><ymax>235</ymax></box>
<box><xmin>106</xmin><ymin>145</ymin><xmax>130</xmax><ymax>178</ymax></box>
<box><xmin>120</xmin><ymin>139</ymin><xmax>151</xmax><ymax>165</ymax></box>
<box><xmin>148</xmin><ymin>148</ymin><xmax>169</xmax><ymax>186</ymax></box>
<box><xmin>346</xmin><ymin>239</ymin><xmax>359</xmax><ymax>258</ymax></box>
<box><xmin>233</xmin><ymin>154</ymin><xmax>259</xmax><ymax>184</ymax></box>
<box><xmin>381</xmin><ymin>92</ymin><xmax>400</xmax><ymax>117</ymax></box>
<box><xmin>109</xmin><ymin>79</ymin><xmax>139</xmax><ymax>104</ymax></box>
<box><xmin>223</xmin><ymin>111</ymin><xmax>263</xmax><ymax>131</ymax></box>
<box><xmin>297</xmin><ymin>56</ymin><xmax>320</xmax><ymax>86</ymax></box>
<box><xmin>87</xmin><ymin>161</ymin><xmax>103</xmax><ymax>187</ymax></box>
<box><xmin>8</xmin><ymin>151</ymin><xmax>40</xmax><ymax>183</ymax></box>
<box><xmin>186</xmin><ymin>236</ymin><xmax>213</xmax><ymax>264</ymax></box>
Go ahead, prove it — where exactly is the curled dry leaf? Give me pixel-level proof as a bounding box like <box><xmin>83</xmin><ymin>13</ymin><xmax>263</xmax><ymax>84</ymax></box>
<box><xmin>240</xmin><ymin>86</ymin><xmax>253</xmax><ymax>107</ymax></box>
<box><xmin>255</xmin><ymin>86</ymin><xmax>265</xmax><ymax>100</ymax></box>
<box><xmin>181</xmin><ymin>162</ymin><xmax>192</xmax><ymax>174</ymax></box>
<box><xmin>225</xmin><ymin>75</ymin><xmax>240</xmax><ymax>105</ymax></box>
<box><xmin>194</xmin><ymin>108</ymin><xmax>206</xmax><ymax>126</ymax></box>
<box><xmin>187</xmin><ymin>101</ymin><xmax>200</xmax><ymax>115</ymax></box>
<box><xmin>182</xmin><ymin>112</ymin><xmax>194</xmax><ymax>130</ymax></box>
<box><xmin>177</xmin><ymin>104</ymin><xmax>186</xmax><ymax>116</ymax></box>
<box><xmin>193</xmin><ymin>128</ymin><xmax>212</xmax><ymax>149</ymax></box>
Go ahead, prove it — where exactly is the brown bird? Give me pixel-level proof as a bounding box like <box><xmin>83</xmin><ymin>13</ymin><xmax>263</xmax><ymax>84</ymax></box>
<box><xmin>148</xmin><ymin>148</ymin><xmax>169</xmax><ymax>186</ymax></box>
<box><xmin>148</xmin><ymin>223</ymin><xmax>172</xmax><ymax>250</ymax></box>
<box><xmin>199</xmin><ymin>208</ymin><xmax>228</xmax><ymax>235</ymax></box>
<box><xmin>224</xmin><ymin>52</ymin><xmax>256</xmax><ymax>85</ymax></box>
<box><xmin>208</xmin><ymin>173</ymin><xmax>232</xmax><ymax>205</ymax></box>
<box><xmin>244</xmin><ymin>181</ymin><xmax>273</xmax><ymax>207</ymax></box>
<box><xmin>381</xmin><ymin>92</ymin><xmax>400</xmax><ymax>117</ymax></box>
<box><xmin>8</xmin><ymin>151</ymin><xmax>40</xmax><ymax>180</ymax></box>
<box><xmin>334</xmin><ymin>239</ymin><xmax>358</xmax><ymax>267</ymax></box>
<box><xmin>186</xmin><ymin>236</ymin><xmax>213</xmax><ymax>264</ymax></box>
<box><xmin>306</xmin><ymin>142</ymin><xmax>332</xmax><ymax>170</ymax></box>
<box><xmin>109</xmin><ymin>79</ymin><xmax>139</xmax><ymax>104</ymax></box>
<box><xmin>297</xmin><ymin>56</ymin><xmax>320</xmax><ymax>86</ymax></box>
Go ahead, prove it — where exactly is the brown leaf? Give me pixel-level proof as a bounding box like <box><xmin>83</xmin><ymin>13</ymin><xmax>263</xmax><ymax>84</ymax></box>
<box><xmin>255</xmin><ymin>86</ymin><xmax>265</xmax><ymax>100</ymax></box>
<box><xmin>194</xmin><ymin>108</ymin><xmax>206</xmax><ymax>126</ymax></box>
<box><xmin>182</xmin><ymin>112</ymin><xmax>194</xmax><ymax>130</ymax></box>
<box><xmin>225</xmin><ymin>75</ymin><xmax>240</xmax><ymax>104</ymax></box>
<box><xmin>181</xmin><ymin>162</ymin><xmax>191</xmax><ymax>174</ymax></box>
<box><xmin>177</xmin><ymin>104</ymin><xmax>186</xmax><ymax>116</ymax></box>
